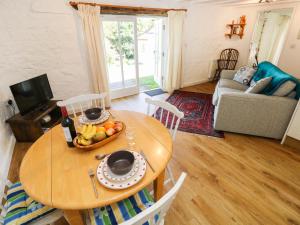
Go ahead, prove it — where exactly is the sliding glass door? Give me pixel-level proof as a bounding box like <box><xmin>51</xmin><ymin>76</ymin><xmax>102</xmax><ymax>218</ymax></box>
<box><xmin>102</xmin><ymin>16</ymin><xmax>139</xmax><ymax>99</ymax></box>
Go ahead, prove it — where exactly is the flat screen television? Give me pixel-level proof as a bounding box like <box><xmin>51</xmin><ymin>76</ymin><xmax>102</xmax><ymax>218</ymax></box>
<box><xmin>10</xmin><ymin>74</ymin><xmax>53</xmax><ymax>116</ymax></box>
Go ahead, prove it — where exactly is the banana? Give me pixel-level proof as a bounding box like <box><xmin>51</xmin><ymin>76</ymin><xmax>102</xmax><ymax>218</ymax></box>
<box><xmin>85</xmin><ymin>126</ymin><xmax>97</xmax><ymax>140</ymax></box>
<box><xmin>87</xmin><ymin>124</ymin><xmax>92</xmax><ymax>133</ymax></box>
<box><xmin>81</xmin><ymin>125</ymin><xmax>96</xmax><ymax>140</ymax></box>
<box><xmin>82</xmin><ymin>124</ymin><xmax>92</xmax><ymax>139</ymax></box>
<box><xmin>80</xmin><ymin>125</ymin><xmax>87</xmax><ymax>134</ymax></box>
<box><xmin>79</xmin><ymin>138</ymin><xmax>93</xmax><ymax>146</ymax></box>
<box><xmin>77</xmin><ymin>124</ymin><xmax>97</xmax><ymax>146</ymax></box>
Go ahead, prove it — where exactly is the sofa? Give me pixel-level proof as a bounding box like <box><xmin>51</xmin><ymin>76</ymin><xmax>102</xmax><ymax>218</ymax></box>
<box><xmin>213</xmin><ymin>70</ymin><xmax>298</xmax><ymax>139</ymax></box>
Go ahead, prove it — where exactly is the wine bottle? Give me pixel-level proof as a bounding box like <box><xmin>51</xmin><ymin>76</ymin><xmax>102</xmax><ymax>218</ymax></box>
<box><xmin>61</xmin><ymin>107</ymin><xmax>77</xmax><ymax>147</ymax></box>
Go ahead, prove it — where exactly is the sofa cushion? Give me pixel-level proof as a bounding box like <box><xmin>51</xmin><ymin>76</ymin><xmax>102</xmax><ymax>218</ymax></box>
<box><xmin>246</xmin><ymin>77</ymin><xmax>272</xmax><ymax>94</ymax></box>
<box><xmin>272</xmin><ymin>81</ymin><xmax>296</xmax><ymax>97</ymax></box>
<box><xmin>219</xmin><ymin>79</ymin><xmax>248</xmax><ymax>91</ymax></box>
<box><xmin>219</xmin><ymin>87</ymin><xmax>244</xmax><ymax>95</ymax></box>
<box><xmin>213</xmin><ymin>87</ymin><xmax>243</xmax><ymax>106</ymax></box>
<box><xmin>233</xmin><ymin>66</ymin><xmax>256</xmax><ymax>85</ymax></box>
<box><xmin>287</xmin><ymin>91</ymin><xmax>297</xmax><ymax>99</ymax></box>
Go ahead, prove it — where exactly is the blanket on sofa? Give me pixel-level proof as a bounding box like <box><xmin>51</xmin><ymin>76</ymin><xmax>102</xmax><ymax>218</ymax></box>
<box><xmin>252</xmin><ymin>61</ymin><xmax>300</xmax><ymax>99</ymax></box>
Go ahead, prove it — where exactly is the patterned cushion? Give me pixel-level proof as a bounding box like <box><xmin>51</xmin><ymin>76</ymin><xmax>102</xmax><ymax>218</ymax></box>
<box><xmin>3</xmin><ymin>182</ymin><xmax>57</xmax><ymax>225</ymax></box>
<box><xmin>88</xmin><ymin>189</ymin><xmax>155</xmax><ymax>225</ymax></box>
<box><xmin>233</xmin><ymin>66</ymin><xmax>256</xmax><ymax>85</ymax></box>
<box><xmin>245</xmin><ymin>77</ymin><xmax>272</xmax><ymax>94</ymax></box>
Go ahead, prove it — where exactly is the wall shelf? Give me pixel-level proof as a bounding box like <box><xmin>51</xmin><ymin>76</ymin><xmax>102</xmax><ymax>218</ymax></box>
<box><xmin>225</xmin><ymin>16</ymin><xmax>246</xmax><ymax>39</ymax></box>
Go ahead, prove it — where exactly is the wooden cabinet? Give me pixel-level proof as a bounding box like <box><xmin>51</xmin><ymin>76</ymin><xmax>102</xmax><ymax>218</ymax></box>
<box><xmin>6</xmin><ymin>100</ymin><xmax>62</xmax><ymax>142</ymax></box>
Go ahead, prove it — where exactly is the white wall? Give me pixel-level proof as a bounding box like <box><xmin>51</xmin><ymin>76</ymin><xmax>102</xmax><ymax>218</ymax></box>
<box><xmin>0</xmin><ymin>0</ymin><xmax>89</xmax><ymax>194</ymax></box>
<box><xmin>181</xmin><ymin>2</ymin><xmax>300</xmax><ymax>86</ymax></box>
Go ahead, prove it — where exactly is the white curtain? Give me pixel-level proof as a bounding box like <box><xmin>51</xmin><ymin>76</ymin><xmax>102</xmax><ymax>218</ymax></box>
<box><xmin>163</xmin><ymin>10</ymin><xmax>185</xmax><ymax>93</ymax></box>
<box><xmin>78</xmin><ymin>5</ymin><xmax>111</xmax><ymax>107</ymax></box>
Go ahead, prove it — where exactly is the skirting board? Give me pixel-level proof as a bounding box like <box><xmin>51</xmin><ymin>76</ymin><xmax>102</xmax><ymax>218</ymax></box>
<box><xmin>283</xmin><ymin>136</ymin><xmax>300</xmax><ymax>151</ymax></box>
<box><xmin>181</xmin><ymin>79</ymin><xmax>210</xmax><ymax>88</ymax></box>
<box><xmin>0</xmin><ymin>135</ymin><xmax>16</xmax><ymax>195</ymax></box>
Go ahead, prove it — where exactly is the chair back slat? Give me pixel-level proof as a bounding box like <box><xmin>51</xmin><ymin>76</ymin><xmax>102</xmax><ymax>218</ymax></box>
<box><xmin>170</xmin><ymin>115</ymin><xmax>175</xmax><ymax>133</ymax></box>
<box><xmin>145</xmin><ymin>98</ymin><xmax>184</xmax><ymax>141</ymax></box>
<box><xmin>165</xmin><ymin>112</ymin><xmax>170</xmax><ymax>128</ymax></box>
<box><xmin>80</xmin><ymin>104</ymin><xmax>84</xmax><ymax>116</ymax></box>
<box><xmin>70</xmin><ymin>105</ymin><xmax>77</xmax><ymax>119</ymax></box>
<box><xmin>119</xmin><ymin>173</ymin><xmax>187</xmax><ymax>225</ymax></box>
<box><xmin>57</xmin><ymin>93</ymin><xmax>107</xmax><ymax>118</ymax></box>
<box><xmin>159</xmin><ymin>109</ymin><xmax>163</xmax><ymax>123</ymax></box>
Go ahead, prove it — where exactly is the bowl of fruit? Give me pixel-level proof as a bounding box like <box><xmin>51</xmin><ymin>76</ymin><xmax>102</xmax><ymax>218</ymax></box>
<box><xmin>73</xmin><ymin>121</ymin><xmax>125</xmax><ymax>150</ymax></box>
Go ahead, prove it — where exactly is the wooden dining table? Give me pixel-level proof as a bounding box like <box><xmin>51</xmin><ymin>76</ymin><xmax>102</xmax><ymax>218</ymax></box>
<box><xmin>19</xmin><ymin>110</ymin><xmax>173</xmax><ymax>225</ymax></box>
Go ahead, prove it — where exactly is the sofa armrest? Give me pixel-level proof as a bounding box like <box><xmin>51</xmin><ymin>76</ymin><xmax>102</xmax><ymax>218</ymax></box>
<box><xmin>220</xmin><ymin>70</ymin><xmax>237</xmax><ymax>80</ymax></box>
<box><xmin>214</xmin><ymin>92</ymin><xmax>297</xmax><ymax>139</ymax></box>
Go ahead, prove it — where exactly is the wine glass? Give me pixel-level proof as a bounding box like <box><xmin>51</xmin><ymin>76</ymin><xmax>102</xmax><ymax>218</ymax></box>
<box><xmin>125</xmin><ymin>127</ymin><xmax>136</xmax><ymax>150</ymax></box>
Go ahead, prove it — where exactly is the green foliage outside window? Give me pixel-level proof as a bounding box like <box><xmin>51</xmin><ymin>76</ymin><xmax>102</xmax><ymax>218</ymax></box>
<box><xmin>104</xmin><ymin>19</ymin><xmax>155</xmax><ymax>64</ymax></box>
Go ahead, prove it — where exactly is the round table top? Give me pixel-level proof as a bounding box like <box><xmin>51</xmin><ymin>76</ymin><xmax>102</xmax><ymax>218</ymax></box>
<box><xmin>20</xmin><ymin>110</ymin><xmax>173</xmax><ymax>210</ymax></box>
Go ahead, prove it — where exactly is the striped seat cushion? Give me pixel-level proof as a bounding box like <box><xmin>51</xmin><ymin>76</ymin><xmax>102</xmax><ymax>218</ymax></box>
<box><xmin>4</xmin><ymin>182</ymin><xmax>27</xmax><ymax>213</ymax></box>
<box><xmin>3</xmin><ymin>182</ymin><xmax>57</xmax><ymax>225</ymax></box>
<box><xmin>89</xmin><ymin>188</ymin><xmax>155</xmax><ymax>225</ymax></box>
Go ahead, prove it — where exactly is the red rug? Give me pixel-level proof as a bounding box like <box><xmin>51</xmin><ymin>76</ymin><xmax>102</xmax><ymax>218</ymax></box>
<box><xmin>155</xmin><ymin>90</ymin><xmax>224</xmax><ymax>138</ymax></box>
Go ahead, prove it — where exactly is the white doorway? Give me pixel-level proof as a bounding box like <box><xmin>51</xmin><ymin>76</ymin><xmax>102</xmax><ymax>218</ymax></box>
<box><xmin>102</xmin><ymin>15</ymin><xmax>167</xmax><ymax>99</ymax></box>
<box><xmin>249</xmin><ymin>8</ymin><xmax>293</xmax><ymax>66</ymax></box>
<box><xmin>137</xmin><ymin>17</ymin><xmax>166</xmax><ymax>91</ymax></box>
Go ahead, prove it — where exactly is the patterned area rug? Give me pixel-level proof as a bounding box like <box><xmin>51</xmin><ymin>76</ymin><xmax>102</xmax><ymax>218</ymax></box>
<box><xmin>156</xmin><ymin>90</ymin><xmax>224</xmax><ymax>138</ymax></box>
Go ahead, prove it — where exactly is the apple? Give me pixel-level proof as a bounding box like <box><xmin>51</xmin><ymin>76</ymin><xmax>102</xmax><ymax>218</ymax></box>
<box><xmin>106</xmin><ymin>128</ymin><xmax>116</xmax><ymax>137</ymax></box>
<box><xmin>114</xmin><ymin>123</ymin><xmax>123</xmax><ymax>132</ymax></box>
<box><xmin>93</xmin><ymin>131</ymin><xmax>107</xmax><ymax>142</ymax></box>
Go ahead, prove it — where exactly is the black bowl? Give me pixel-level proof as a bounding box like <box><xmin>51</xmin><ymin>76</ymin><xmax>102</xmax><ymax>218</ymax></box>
<box><xmin>107</xmin><ymin>150</ymin><xmax>135</xmax><ymax>175</ymax></box>
<box><xmin>84</xmin><ymin>108</ymin><xmax>102</xmax><ymax>120</ymax></box>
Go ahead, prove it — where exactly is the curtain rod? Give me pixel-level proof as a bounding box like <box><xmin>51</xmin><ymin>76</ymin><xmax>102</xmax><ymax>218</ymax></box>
<box><xmin>69</xmin><ymin>1</ymin><xmax>187</xmax><ymax>13</ymax></box>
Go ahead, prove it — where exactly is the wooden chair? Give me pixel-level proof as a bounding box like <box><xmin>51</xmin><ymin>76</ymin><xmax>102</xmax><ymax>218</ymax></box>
<box><xmin>145</xmin><ymin>98</ymin><xmax>184</xmax><ymax>185</ymax></box>
<box><xmin>213</xmin><ymin>48</ymin><xmax>239</xmax><ymax>81</ymax></box>
<box><xmin>0</xmin><ymin>180</ymin><xmax>63</xmax><ymax>225</ymax></box>
<box><xmin>56</xmin><ymin>93</ymin><xmax>107</xmax><ymax>118</ymax></box>
<box><xmin>87</xmin><ymin>172</ymin><xmax>187</xmax><ymax>225</ymax></box>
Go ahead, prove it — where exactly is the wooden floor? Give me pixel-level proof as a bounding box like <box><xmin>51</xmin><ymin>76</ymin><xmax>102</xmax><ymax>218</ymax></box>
<box><xmin>8</xmin><ymin>82</ymin><xmax>300</xmax><ymax>225</ymax></box>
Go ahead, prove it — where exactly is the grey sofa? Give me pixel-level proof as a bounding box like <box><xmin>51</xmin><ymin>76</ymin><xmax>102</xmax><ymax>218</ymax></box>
<box><xmin>212</xmin><ymin>70</ymin><xmax>298</xmax><ymax>139</ymax></box>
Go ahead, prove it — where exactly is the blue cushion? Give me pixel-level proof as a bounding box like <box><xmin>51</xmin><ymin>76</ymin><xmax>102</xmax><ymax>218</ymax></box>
<box><xmin>89</xmin><ymin>188</ymin><xmax>155</xmax><ymax>225</ymax></box>
<box><xmin>3</xmin><ymin>182</ymin><xmax>57</xmax><ymax>225</ymax></box>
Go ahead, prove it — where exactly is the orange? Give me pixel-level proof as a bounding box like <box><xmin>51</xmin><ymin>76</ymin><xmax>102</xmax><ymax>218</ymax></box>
<box><xmin>97</xmin><ymin>127</ymin><xmax>106</xmax><ymax>132</ymax></box>
<box><xmin>104</xmin><ymin>123</ymin><xmax>114</xmax><ymax>130</ymax></box>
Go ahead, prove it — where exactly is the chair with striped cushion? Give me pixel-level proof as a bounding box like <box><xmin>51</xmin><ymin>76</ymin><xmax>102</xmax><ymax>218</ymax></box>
<box><xmin>87</xmin><ymin>172</ymin><xmax>187</xmax><ymax>225</ymax></box>
<box><xmin>0</xmin><ymin>180</ymin><xmax>63</xmax><ymax>225</ymax></box>
<box><xmin>145</xmin><ymin>98</ymin><xmax>184</xmax><ymax>186</ymax></box>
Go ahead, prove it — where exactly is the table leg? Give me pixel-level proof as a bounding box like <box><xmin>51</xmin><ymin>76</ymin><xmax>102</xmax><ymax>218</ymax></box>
<box><xmin>64</xmin><ymin>210</ymin><xmax>85</xmax><ymax>225</ymax></box>
<box><xmin>154</xmin><ymin>169</ymin><xmax>165</xmax><ymax>201</ymax></box>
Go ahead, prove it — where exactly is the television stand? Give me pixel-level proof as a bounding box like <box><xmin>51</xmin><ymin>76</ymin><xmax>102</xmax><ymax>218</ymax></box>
<box><xmin>6</xmin><ymin>100</ymin><xmax>62</xmax><ymax>142</ymax></box>
<box><xmin>40</xmin><ymin>104</ymin><xmax>51</xmax><ymax>112</ymax></box>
